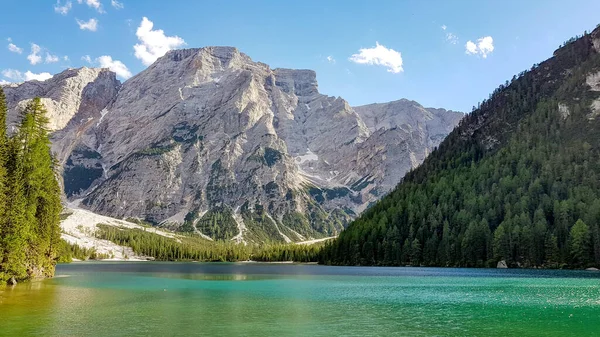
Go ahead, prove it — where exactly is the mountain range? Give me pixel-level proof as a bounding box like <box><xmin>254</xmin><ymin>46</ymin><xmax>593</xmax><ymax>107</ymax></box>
<box><xmin>2</xmin><ymin>47</ymin><xmax>462</xmax><ymax>243</ymax></box>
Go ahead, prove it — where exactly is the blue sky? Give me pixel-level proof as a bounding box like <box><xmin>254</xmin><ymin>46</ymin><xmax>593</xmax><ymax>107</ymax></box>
<box><xmin>1</xmin><ymin>0</ymin><xmax>600</xmax><ymax>112</ymax></box>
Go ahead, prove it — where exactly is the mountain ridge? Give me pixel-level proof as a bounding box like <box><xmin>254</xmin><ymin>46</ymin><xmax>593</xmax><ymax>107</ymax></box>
<box><xmin>321</xmin><ymin>25</ymin><xmax>600</xmax><ymax>268</ymax></box>
<box><xmin>4</xmin><ymin>46</ymin><xmax>462</xmax><ymax>244</ymax></box>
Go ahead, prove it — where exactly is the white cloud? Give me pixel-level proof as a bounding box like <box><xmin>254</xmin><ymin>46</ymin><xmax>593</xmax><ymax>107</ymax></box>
<box><xmin>2</xmin><ymin>69</ymin><xmax>23</xmax><ymax>80</ymax></box>
<box><xmin>8</xmin><ymin>42</ymin><xmax>23</xmax><ymax>54</ymax></box>
<box><xmin>54</xmin><ymin>0</ymin><xmax>72</xmax><ymax>15</ymax></box>
<box><xmin>63</xmin><ymin>55</ymin><xmax>70</xmax><ymax>61</ymax></box>
<box><xmin>1</xmin><ymin>69</ymin><xmax>52</xmax><ymax>82</ymax></box>
<box><xmin>349</xmin><ymin>42</ymin><xmax>403</xmax><ymax>73</ymax></box>
<box><xmin>133</xmin><ymin>17</ymin><xmax>186</xmax><ymax>66</ymax></box>
<box><xmin>76</xmin><ymin>18</ymin><xmax>99</xmax><ymax>31</ymax></box>
<box><xmin>0</xmin><ymin>80</ymin><xmax>10</xmax><ymax>85</ymax></box>
<box><xmin>326</xmin><ymin>55</ymin><xmax>335</xmax><ymax>64</ymax></box>
<box><xmin>446</xmin><ymin>33</ymin><xmax>458</xmax><ymax>45</ymax></box>
<box><xmin>465</xmin><ymin>41</ymin><xmax>477</xmax><ymax>54</ymax></box>
<box><xmin>465</xmin><ymin>36</ymin><xmax>494</xmax><ymax>58</ymax></box>
<box><xmin>46</xmin><ymin>53</ymin><xmax>60</xmax><ymax>63</ymax></box>
<box><xmin>24</xmin><ymin>71</ymin><xmax>53</xmax><ymax>81</ymax></box>
<box><xmin>77</xmin><ymin>0</ymin><xmax>104</xmax><ymax>13</ymax></box>
<box><xmin>81</xmin><ymin>54</ymin><xmax>132</xmax><ymax>79</ymax></box>
<box><xmin>97</xmin><ymin>55</ymin><xmax>132</xmax><ymax>79</ymax></box>
<box><xmin>440</xmin><ymin>25</ymin><xmax>458</xmax><ymax>45</ymax></box>
<box><xmin>27</xmin><ymin>43</ymin><xmax>42</xmax><ymax>65</ymax></box>
<box><xmin>111</xmin><ymin>0</ymin><xmax>124</xmax><ymax>9</ymax></box>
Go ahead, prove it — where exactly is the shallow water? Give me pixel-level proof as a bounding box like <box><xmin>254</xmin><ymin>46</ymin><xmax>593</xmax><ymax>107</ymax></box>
<box><xmin>1</xmin><ymin>263</ymin><xmax>600</xmax><ymax>336</ymax></box>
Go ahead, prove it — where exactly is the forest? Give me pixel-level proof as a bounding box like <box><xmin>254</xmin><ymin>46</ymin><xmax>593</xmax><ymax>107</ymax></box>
<box><xmin>320</xmin><ymin>29</ymin><xmax>600</xmax><ymax>269</ymax></box>
<box><xmin>0</xmin><ymin>90</ymin><xmax>62</xmax><ymax>284</ymax></box>
<box><xmin>96</xmin><ymin>225</ymin><xmax>323</xmax><ymax>263</ymax></box>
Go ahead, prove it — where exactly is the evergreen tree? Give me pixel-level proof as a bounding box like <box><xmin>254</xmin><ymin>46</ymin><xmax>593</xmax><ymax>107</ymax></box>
<box><xmin>544</xmin><ymin>234</ymin><xmax>560</xmax><ymax>268</ymax></box>
<box><xmin>0</xmin><ymin>95</ymin><xmax>62</xmax><ymax>283</ymax></box>
<box><xmin>0</xmin><ymin>88</ymin><xmax>8</xmax><ymax>275</ymax></box>
<box><xmin>492</xmin><ymin>223</ymin><xmax>511</xmax><ymax>262</ymax></box>
<box><xmin>569</xmin><ymin>219</ymin><xmax>591</xmax><ymax>268</ymax></box>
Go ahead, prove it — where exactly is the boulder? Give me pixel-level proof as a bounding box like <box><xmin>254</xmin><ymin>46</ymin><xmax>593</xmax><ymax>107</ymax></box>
<box><xmin>585</xmin><ymin>267</ymin><xmax>599</xmax><ymax>271</ymax></box>
<box><xmin>497</xmin><ymin>260</ymin><xmax>508</xmax><ymax>269</ymax></box>
<box><xmin>7</xmin><ymin>277</ymin><xmax>17</xmax><ymax>286</ymax></box>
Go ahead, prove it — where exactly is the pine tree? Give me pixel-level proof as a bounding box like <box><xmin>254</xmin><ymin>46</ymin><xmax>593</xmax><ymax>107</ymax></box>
<box><xmin>544</xmin><ymin>234</ymin><xmax>560</xmax><ymax>268</ymax></box>
<box><xmin>22</xmin><ymin>98</ymin><xmax>62</xmax><ymax>277</ymax></box>
<box><xmin>0</xmin><ymin>88</ymin><xmax>8</xmax><ymax>276</ymax></box>
<box><xmin>569</xmin><ymin>219</ymin><xmax>591</xmax><ymax>268</ymax></box>
<box><xmin>1</xmin><ymin>96</ymin><xmax>30</xmax><ymax>281</ymax></box>
<box><xmin>493</xmin><ymin>223</ymin><xmax>511</xmax><ymax>262</ymax></box>
<box><xmin>0</xmin><ymin>97</ymin><xmax>62</xmax><ymax>283</ymax></box>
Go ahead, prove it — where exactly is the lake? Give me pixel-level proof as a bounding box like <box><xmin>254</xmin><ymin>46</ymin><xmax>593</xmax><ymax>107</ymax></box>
<box><xmin>1</xmin><ymin>263</ymin><xmax>600</xmax><ymax>336</ymax></box>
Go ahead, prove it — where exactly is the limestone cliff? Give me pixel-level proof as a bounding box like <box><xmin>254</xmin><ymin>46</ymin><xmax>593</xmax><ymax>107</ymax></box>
<box><xmin>4</xmin><ymin>47</ymin><xmax>462</xmax><ymax>243</ymax></box>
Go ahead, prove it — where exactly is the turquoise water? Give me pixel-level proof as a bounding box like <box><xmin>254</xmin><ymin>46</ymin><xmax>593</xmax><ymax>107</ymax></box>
<box><xmin>1</xmin><ymin>263</ymin><xmax>600</xmax><ymax>336</ymax></box>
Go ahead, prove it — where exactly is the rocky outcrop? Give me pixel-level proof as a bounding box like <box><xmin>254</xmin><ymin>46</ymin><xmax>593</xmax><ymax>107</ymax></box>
<box><xmin>3</xmin><ymin>67</ymin><xmax>120</xmax><ymax>181</ymax></box>
<box><xmin>4</xmin><ymin>47</ymin><xmax>463</xmax><ymax>243</ymax></box>
<box><xmin>353</xmin><ymin>99</ymin><xmax>462</xmax><ymax>199</ymax></box>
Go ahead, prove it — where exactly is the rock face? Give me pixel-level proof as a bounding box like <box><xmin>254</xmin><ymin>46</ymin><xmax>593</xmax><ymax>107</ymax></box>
<box><xmin>4</xmin><ymin>47</ymin><xmax>462</xmax><ymax>243</ymax></box>
<box><xmin>3</xmin><ymin>67</ymin><xmax>120</xmax><ymax>181</ymax></box>
<box><xmin>353</xmin><ymin>100</ymin><xmax>463</xmax><ymax>196</ymax></box>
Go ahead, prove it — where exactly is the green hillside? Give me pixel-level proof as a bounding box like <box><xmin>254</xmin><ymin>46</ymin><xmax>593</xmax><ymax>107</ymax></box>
<box><xmin>320</xmin><ymin>26</ymin><xmax>600</xmax><ymax>269</ymax></box>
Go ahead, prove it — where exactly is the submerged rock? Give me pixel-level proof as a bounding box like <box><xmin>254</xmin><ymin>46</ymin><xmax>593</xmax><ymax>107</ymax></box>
<box><xmin>497</xmin><ymin>260</ymin><xmax>508</xmax><ymax>269</ymax></box>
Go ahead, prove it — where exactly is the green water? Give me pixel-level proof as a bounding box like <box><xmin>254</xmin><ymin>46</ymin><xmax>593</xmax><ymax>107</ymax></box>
<box><xmin>1</xmin><ymin>263</ymin><xmax>600</xmax><ymax>336</ymax></box>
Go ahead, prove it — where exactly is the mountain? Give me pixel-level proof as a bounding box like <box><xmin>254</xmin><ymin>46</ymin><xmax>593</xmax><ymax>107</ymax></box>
<box><xmin>321</xmin><ymin>26</ymin><xmax>600</xmax><ymax>268</ymax></box>
<box><xmin>3</xmin><ymin>47</ymin><xmax>462</xmax><ymax>244</ymax></box>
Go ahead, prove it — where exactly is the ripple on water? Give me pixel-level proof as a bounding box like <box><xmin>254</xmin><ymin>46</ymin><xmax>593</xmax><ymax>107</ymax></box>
<box><xmin>1</xmin><ymin>264</ymin><xmax>599</xmax><ymax>337</ymax></box>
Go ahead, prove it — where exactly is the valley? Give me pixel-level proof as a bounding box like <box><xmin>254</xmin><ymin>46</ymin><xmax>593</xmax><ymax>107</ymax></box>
<box><xmin>2</xmin><ymin>3</ymin><xmax>600</xmax><ymax>336</ymax></box>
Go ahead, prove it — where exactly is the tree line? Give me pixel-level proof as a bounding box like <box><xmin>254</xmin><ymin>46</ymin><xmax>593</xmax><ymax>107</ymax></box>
<box><xmin>56</xmin><ymin>240</ymin><xmax>111</xmax><ymax>262</ymax></box>
<box><xmin>96</xmin><ymin>225</ymin><xmax>323</xmax><ymax>262</ymax></box>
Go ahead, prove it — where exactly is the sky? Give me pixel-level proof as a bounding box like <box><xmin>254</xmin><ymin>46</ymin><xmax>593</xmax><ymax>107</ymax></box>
<box><xmin>2</xmin><ymin>0</ymin><xmax>600</xmax><ymax>112</ymax></box>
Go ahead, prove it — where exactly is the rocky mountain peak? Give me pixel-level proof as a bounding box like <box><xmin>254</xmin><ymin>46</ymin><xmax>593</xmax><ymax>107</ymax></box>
<box><xmin>4</xmin><ymin>46</ymin><xmax>463</xmax><ymax>244</ymax></box>
<box><xmin>152</xmin><ymin>46</ymin><xmax>258</xmax><ymax>78</ymax></box>
<box><xmin>273</xmin><ymin>68</ymin><xmax>318</xmax><ymax>96</ymax></box>
<box><xmin>4</xmin><ymin>67</ymin><xmax>119</xmax><ymax>132</ymax></box>
<box><xmin>354</xmin><ymin>99</ymin><xmax>462</xmax><ymax>136</ymax></box>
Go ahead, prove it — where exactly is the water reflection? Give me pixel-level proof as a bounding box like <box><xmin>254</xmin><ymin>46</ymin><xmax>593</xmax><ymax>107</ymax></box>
<box><xmin>2</xmin><ymin>264</ymin><xmax>600</xmax><ymax>336</ymax></box>
<box><xmin>0</xmin><ymin>279</ymin><xmax>59</xmax><ymax>335</ymax></box>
